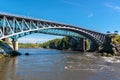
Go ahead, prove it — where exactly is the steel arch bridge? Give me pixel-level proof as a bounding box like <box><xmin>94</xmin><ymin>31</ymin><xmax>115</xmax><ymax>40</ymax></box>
<box><xmin>0</xmin><ymin>13</ymin><xmax>107</xmax><ymax>46</ymax></box>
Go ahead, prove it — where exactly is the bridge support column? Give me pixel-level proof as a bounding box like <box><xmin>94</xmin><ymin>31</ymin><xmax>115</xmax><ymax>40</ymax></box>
<box><xmin>12</xmin><ymin>39</ymin><xmax>18</xmax><ymax>51</ymax></box>
<box><xmin>79</xmin><ymin>38</ymin><xmax>86</xmax><ymax>51</ymax></box>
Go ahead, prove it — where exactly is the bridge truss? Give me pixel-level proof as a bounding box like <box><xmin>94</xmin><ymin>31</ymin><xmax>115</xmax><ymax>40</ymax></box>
<box><xmin>0</xmin><ymin>13</ymin><xmax>107</xmax><ymax>45</ymax></box>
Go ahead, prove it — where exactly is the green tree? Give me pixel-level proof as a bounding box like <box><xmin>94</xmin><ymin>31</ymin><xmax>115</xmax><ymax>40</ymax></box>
<box><xmin>106</xmin><ymin>31</ymin><xmax>111</xmax><ymax>34</ymax></box>
<box><xmin>114</xmin><ymin>30</ymin><xmax>118</xmax><ymax>34</ymax></box>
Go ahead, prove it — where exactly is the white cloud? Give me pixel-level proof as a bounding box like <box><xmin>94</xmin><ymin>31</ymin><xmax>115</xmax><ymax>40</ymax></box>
<box><xmin>88</xmin><ymin>13</ymin><xmax>94</xmax><ymax>18</ymax></box>
<box><xmin>105</xmin><ymin>2</ymin><xmax>120</xmax><ymax>12</ymax></box>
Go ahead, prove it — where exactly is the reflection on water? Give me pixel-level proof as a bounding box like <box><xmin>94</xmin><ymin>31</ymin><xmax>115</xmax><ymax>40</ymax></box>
<box><xmin>0</xmin><ymin>57</ymin><xmax>18</xmax><ymax>80</ymax></box>
<box><xmin>0</xmin><ymin>48</ymin><xmax>120</xmax><ymax>80</ymax></box>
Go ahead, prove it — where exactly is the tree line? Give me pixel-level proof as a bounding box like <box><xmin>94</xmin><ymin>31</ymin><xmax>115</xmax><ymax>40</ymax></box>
<box><xmin>19</xmin><ymin>37</ymin><xmax>90</xmax><ymax>51</ymax></box>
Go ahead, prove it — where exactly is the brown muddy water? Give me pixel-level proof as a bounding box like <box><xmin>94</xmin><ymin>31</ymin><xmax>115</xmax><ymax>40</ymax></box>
<box><xmin>0</xmin><ymin>48</ymin><xmax>120</xmax><ymax>80</ymax></box>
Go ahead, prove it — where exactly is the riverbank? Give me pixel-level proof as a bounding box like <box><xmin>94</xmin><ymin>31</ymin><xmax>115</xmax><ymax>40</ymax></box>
<box><xmin>0</xmin><ymin>53</ymin><xmax>5</xmax><ymax>59</ymax></box>
<box><xmin>0</xmin><ymin>51</ymin><xmax>21</xmax><ymax>59</ymax></box>
<box><xmin>19</xmin><ymin>43</ymin><xmax>41</xmax><ymax>48</ymax></box>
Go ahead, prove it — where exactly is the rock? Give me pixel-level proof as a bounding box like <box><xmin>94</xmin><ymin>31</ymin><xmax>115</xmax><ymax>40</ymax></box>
<box><xmin>10</xmin><ymin>51</ymin><xmax>21</xmax><ymax>57</ymax></box>
<box><xmin>116</xmin><ymin>44</ymin><xmax>120</xmax><ymax>53</ymax></box>
<box><xmin>107</xmin><ymin>54</ymin><xmax>113</xmax><ymax>57</ymax></box>
<box><xmin>112</xmin><ymin>48</ymin><xmax>117</xmax><ymax>54</ymax></box>
<box><xmin>103</xmin><ymin>53</ymin><xmax>107</xmax><ymax>56</ymax></box>
<box><xmin>25</xmin><ymin>53</ymin><xmax>29</xmax><ymax>56</ymax></box>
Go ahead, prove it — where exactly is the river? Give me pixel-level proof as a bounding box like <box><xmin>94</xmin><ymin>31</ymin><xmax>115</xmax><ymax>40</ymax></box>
<box><xmin>0</xmin><ymin>48</ymin><xmax>120</xmax><ymax>80</ymax></box>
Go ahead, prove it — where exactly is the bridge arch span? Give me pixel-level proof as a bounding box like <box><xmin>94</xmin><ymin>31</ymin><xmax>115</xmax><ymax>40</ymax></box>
<box><xmin>8</xmin><ymin>27</ymin><xmax>105</xmax><ymax>46</ymax></box>
<box><xmin>0</xmin><ymin>13</ymin><xmax>108</xmax><ymax>46</ymax></box>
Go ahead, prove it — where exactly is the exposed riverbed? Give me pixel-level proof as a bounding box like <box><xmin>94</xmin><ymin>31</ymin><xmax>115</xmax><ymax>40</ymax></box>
<box><xmin>0</xmin><ymin>48</ymin><xmax>120</xmax><ymax>80</ymax></box>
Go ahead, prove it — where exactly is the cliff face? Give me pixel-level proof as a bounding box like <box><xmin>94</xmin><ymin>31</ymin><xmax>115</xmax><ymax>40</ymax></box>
<box><xmin>99</xmin><ymin>34</ymin><xmax>120</xmax><ymax>55</ymax></box>
<box><xmin>41</xmin><ymin>34</ymin><xmax>120</xmax><ymax>54</ymax></box>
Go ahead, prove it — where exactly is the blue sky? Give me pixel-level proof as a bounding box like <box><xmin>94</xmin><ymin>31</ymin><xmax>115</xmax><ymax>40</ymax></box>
<box><xmin>0</xmin><ymin>0</ymin><xmax>120</xmax><ymax>43</ymax></box>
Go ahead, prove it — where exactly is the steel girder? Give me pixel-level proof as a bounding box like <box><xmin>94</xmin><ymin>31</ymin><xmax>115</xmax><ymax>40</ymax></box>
<box><xmin>0</xmin><ymin>13</ymin><xmax>107</xmax><ymax>45</ymax></box>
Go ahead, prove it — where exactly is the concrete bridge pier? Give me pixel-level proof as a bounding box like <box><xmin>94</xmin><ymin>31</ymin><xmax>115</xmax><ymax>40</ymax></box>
<box><xmin>79</xmin><ymin>38</ymin><xmax>86</xmax><ymax>51</ymax></box>
<box><xmin>12</xmin><ymin>39</ymin><xmax>18</xmax><ymax>51</ymax></box>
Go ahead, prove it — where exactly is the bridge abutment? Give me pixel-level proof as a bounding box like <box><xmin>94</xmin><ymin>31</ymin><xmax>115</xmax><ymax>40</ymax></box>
<box><xmin>2</xmin><ymin>38</ymin><xmax>19</xmax><ymax>51</ymax></box>
<box><xmin>12</xmin><ymin>39</ymin><xmax>18</xmax><ymax>51</ymax></box>
<box><xmin>2</xmin><ymin>38</ymin><xmax>9</xmax><ymax>42</ymax></box>
<box><xmin>2</xmin><ymin>38</ymin><xmax>13</xmax><ymax>49</ymax></box>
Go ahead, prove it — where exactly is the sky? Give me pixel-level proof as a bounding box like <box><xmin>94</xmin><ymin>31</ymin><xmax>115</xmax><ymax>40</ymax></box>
<box><xmin>0</xmin><ymin>0</ymin><xmax>120</xmax><ymax>43</ymax></box>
